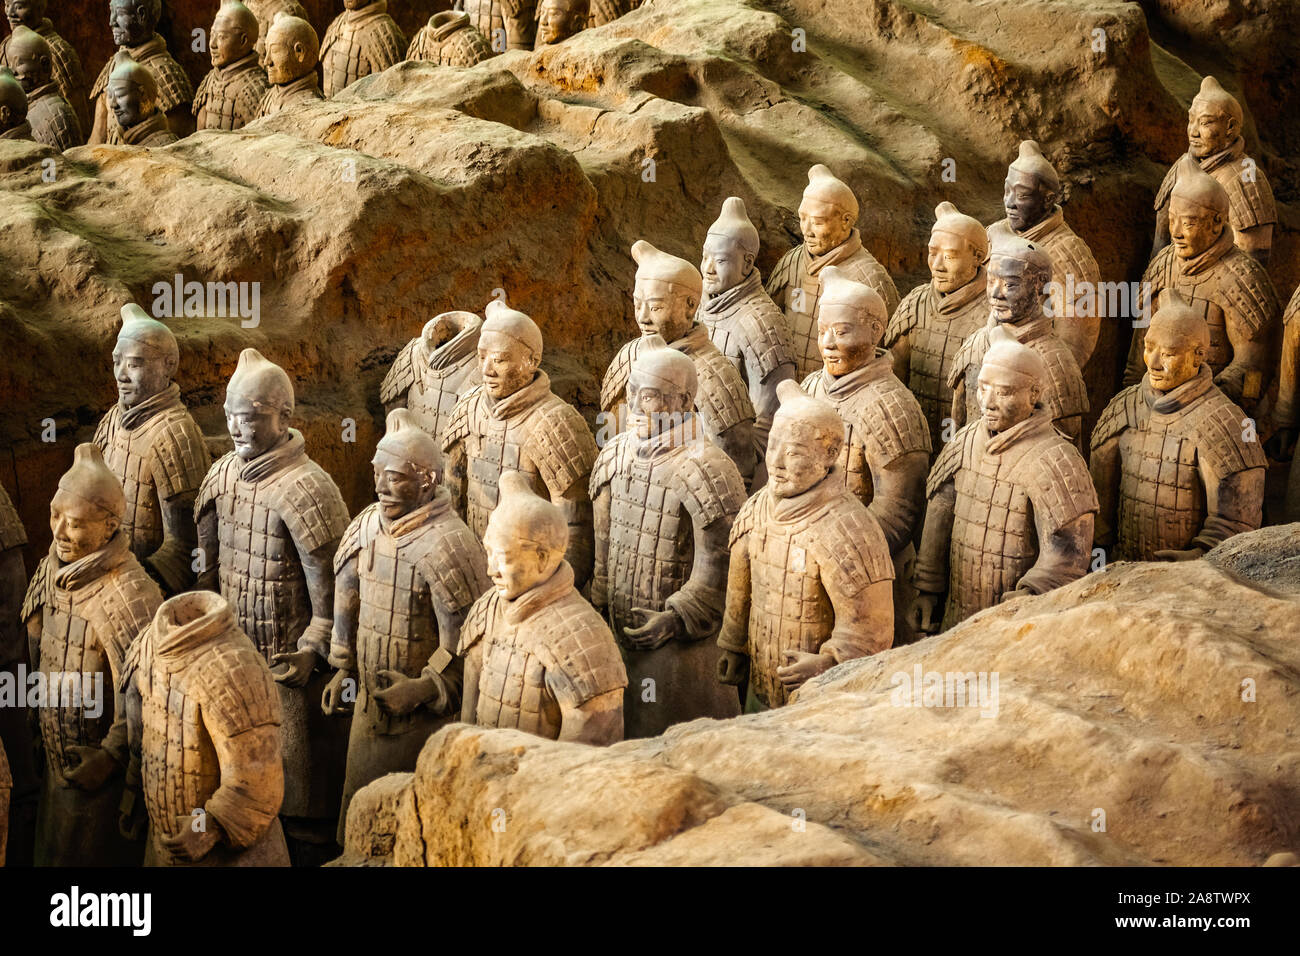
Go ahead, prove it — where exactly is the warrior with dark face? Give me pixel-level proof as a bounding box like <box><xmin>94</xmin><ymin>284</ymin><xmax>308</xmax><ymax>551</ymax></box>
<box><xmin>89</xmin><ymin>0</ymin><xmax>193</xmax><ymax>145</ymax></box>
<box><xmin>104</xmin><ymin>51</ymin><xmax>177</xmax><ymax>146</ymax></box>
<box><xmin>194</xmin><ymin>1</ymin><xmax>269</xmax><ymax>131</ymax></box>
<box><xmin>0</xmin><ymin>68</ymin><xmax>31</xmax><ymax>140</ymax></box>
<box><xmin>5</xmin><ymin>26</ymin><xmax>79</xmax><ymax>148</ymax></box>
<box><xmin>0</xmin><ymin>0</ymin><xmax>89</xmax><ymax>137</ymax></box>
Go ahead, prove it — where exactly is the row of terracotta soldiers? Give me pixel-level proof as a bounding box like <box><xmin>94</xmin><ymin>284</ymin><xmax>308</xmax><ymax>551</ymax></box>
<box><xmin>0</xmin><ymin>0</ymin><xmax>641</xmax><ymax>151</ymax></box>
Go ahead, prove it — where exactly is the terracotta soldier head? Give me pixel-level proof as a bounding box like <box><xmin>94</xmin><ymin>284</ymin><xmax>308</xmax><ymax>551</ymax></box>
<box><xmin>265</xmin><ymin>14</ymin><xmax>320</xmax><ymax>85</ymax></box>
<box><xmin>50</xmin><ymin>443</ymin><xmax>126</xmax><ymax>563</ymax></box>
<box><xmin>483</xmin><ymin>471</ymin><xmax>567</xmax><ymax>600</ymax></box>
<box><xmin>224</xmin><ymin>348</ymin><xmax>293</xmax><ymax>461</ymax></box>
<box><xmin>976</xmin><ymin>332</ymin><xmax>1045</xmax><ymax>434</ymax></box>
<box><xmin>631</xmin><ymin>239</ymin><xmax>702</xmax><ymax>343</ymax></box>
<box><xmin>5</xmin><ymin>0</ymin><xmax>46</xmax><ymax>30</ymax></box>
<box><xmin>1187</xmin><ymin>76</ymin><xmax>1242</xmax><ymax>160</ymax></box>
<box><xmin>799</xmin><ymin>164</ymin><xmax>857</xmax><ymax>256</ymax></box>
<box><xmin>422</xmin><ymin>310</ymin><xmax>481</xmax><ymax>358</ymax></box>
<box><xmin>701</xmin><ymin>196</ymin><xmax>760</xmax><ymax>297</ymax></box>
<box><xmin>0</xmin><ymin>68</ymin><xmax>28</xmax><ymax>134</ymax></box>
<box><xmin>1002</xmin><ymin>140</ymin><xmax>1060</xmax><ymax>234</ymax></box>
<box><xmin>536</xmin><ymin>0</ymin><xmax>588</xmax><ymax>46</ymax></box>
<box><xmin>766</xmin><ymin>380</ymin><xmax>843</xmax><ymax>500</ymax></box>
<box><xmin>987</xmin><ymin>235</ymin><xmax>1052</xmax><ymax>325</ymax></box>
<box><xmin>477</xmin><ymin>298</ymin><xmax>542</xmax><ymax>401</ymax></box>
<box><xmin>113</xmin><ymin>303</ymin><xmax>178</xmax><ymax>411</ymax></box>
<box><xmin>372</xmin><ymin>408</ymin><xmax>442</xmax><ymax>524</ymax></box>
<box><xmin>342</xmin><ymin>0</ymin><xmax>368</xmax><ymax>9</ymax></box>
<box><xmin>6</xmin><ymin>25</ymin><xmax>52</xmax><ymax>94</ymax></box>
<box><xmin>929</xmin><ymin>201</ymin><xmax>988</xmax><ymax>293</ymax></box>
<box><xmin>816</xmin><ymin>265</ymin><xmax>886</xmax><ymax>377</ymax></box>
<box><xmin>1143</xmin><ymin>292</ymin><xmax>1209</xmax><ymax>393</ymax></box>
<box><xmin>626</xmin><ymin>334</ymin><xmax>697</xmax><ymax>439</ymax></box>
<box><xmin>211</xmin><ymin>1</ymin><xmax>259</xmax><ymax>69</ymax></box>
<box><xmin>109</xmin><ymin>0</ymin><xmax>161</xmax><ymax>48</ymax></box>
<box><xmin>1167</xmin><ymin>156</ymin><xmax>1230</xmax><ymax>260</ymax></box>
<box><xmin>107</xmin><ymin>51</ymin><xmax>160</xmax><ymax>131</ymax></box>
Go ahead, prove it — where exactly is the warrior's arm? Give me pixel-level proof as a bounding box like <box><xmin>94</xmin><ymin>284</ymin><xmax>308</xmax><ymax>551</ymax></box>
<box><xmin>1193</xmin><ymin>462</ymin><xmax>1265</xmax><ymax>553</ymax></box>
<box><xmin>1152</xmin><ymin>202</ymin><xmax>1171</xmax><ymax>260</ymax></box>
<box><xmin>715</xmin><ymin>421</ymin><xmax>758</xmax><ymax>488</ymax></box>
<box><xmin>590</xmin><ymin>485</ymin><xmax>611</xmax><ymax>611</ymax></box>
<box><xmin>1088</xmin><ymin>432</ymin><xmax>1122</xmax><ymax>553</ymax></box>
<box><xmin>949</xmin><ymin>377</ymin><xmax>968</xmax><ymax>432</ymax></box>
<box><xmin>418</xmin><ymin>602</ymin><xmax>470</xmax><ymax>715</ymax></box>
<box><xmin>1276</xmin><ymin>314</ymin><xmax>1300</xmax><ymax>432</ymax></box>
<box><xmin>25</xmin><ymin>613</ymin><xmax>41</xmax><ymax>683</ymax></box>
<box><xmin>88</xmin><ymin>96</ymin><xmax>108</xmax><ymax>145</ymax></box>
<box><xmin>716</xmin><ymin>536</ymin><xmax>752</xmax><ymax>658</ymax></box>
<box><xmin>195</xmin><ymin>507</ymin><xmax>220</xmax><ymax>592</ymax></box>
<box><xmin>556</xmin><ymin>480</ymin><xmax>594</xmax><ymax>591</ymax></box>
<box><xmin>445</xmin><ymin>442</ymin><xmax>469</xmax><ymax>521</ymax></box>
<box><xmin>206</xmin><ymin>724</ymin><xmax>283</xmax><ymax>850</ymax></box>
<box><xmin>558</xmin><ymin>689</ymin><xmax>623</xmax><ymax>746</ymax></box>
<box><xmin>868</xmin><ymin>449</ymin><xmax>929</xmax><ymax>555</ymax></box>
<box><xmin>1015</xmin><ymin>509</ymin><xmax>1094</xmax><ymax>596</ymax></box>
<box><xmin>459</xmin><ymin>644</ymin><xmax>482</xmax><ymax>724</ymax></box>
<box><xmin>295</xmin><ymin>539</ymin><xmax>340</xmax><ymax>662</ymax></box>
<box><xmin>1235</xmin><ymin>225</ymin><xmax>1272</xmax><ymax>266</ymax></box>
<box><xmin>823</xmin><ymin>576</ymin><xmax>894</xmax><ymax>661</ymax></box>
<box><xmin>886</xmin><ymin>334</ymin><xmax>912</xmax><ymax>386</ymax></box>
<box><xmin>666</xmin><ymin>509</ymin><xmax>732</xmax><ymax>640</ymax></box>
<box><xmin>328</xmin><ymin>555</ymin><xmax>360</xmax><ymax>673</ymax></box>
<box><xmin>1122</xmin><ymin>327</ymin><xmax>1148</xmax><ymax>390</ymax></box>
<box><xmin>1217</xmin><ymin>311</ymin><xmax>1272</xmax><ymax>403</ymax></box>
<box><xmin>913</xmin><ymin>482</ymin><xmax>956</xmax><ymax>597</ymax></box>
<box><xmin>147</xmin><ymin>490</ymin><xmax>198</xmax><ymax>594</ymax></box>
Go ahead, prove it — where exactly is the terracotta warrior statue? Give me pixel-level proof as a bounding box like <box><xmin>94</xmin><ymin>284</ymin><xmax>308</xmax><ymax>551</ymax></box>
<box><xmin>115</xmin><ymin>591</ymin><xmax>289</xmax><ymax>866</ymax></box>
<box><xmin>90</xmin><ymin>0</ymin><xmax>193</xmax><ymax>145</ymax></box>
<box><xmin>324</xmin><ymin>409</ymin><xmax>489</xmax><ymax>841</ymax></box>
<box><xmin>0</xmin><ymin>68</ymin><xmax>31</xmax><ymax>140</ymax></box>
<box><xmin>6</xmin><ymin>26</ymin><xmax>80</xmax><ymax>149</ymax></box>
<box><xmin>535</xmin><ymin>0</ymin><xmax>587</xmax><ymax>47</ymax></box>
<box><xmin>255</xmin><ymin>13</ymin><xmax>323</xmax><ymax>117</ymax></box>
<box><xmin>912</xmin><ymin>336</ymin><xmax>1097</xmax><ymax>634</ymax></box>
<box><xmin>1272</xmin><ymin>288</ymin><xmax>1300</xmax><ymax>479</ymax></box>
<box><xmin>603</xmin><ymin>239</ymin><xmax>758</xmax><ymax>486</ymax></box>
<box><xmin>886</xmin><ymin>202</ymin><xmax>990</xmax><ymax>451</ymax></box>
<box><xmin>0</xmin><ymin>0</ymin><xmax>88</xmax><ymax>137</ymax></box>
<box><xmin>379</xmin><ymin>309</ymin><xmax>482</xmax><ymax>450</ymax></box>
<box><xmin>587</xmin><ymin>0</ymin><xmax>636</xmax><ymax>27</ymax></box>
<box><xmin>949</xmin><ymin>235</ymin><xmax>1088</xmax><ymax>448</ymax></box>
<box><xmin>194</xmin><ymin>2</ymin><xmax>269</xmax><ymax>132</ymax></box>
<box><xmin>1154</xmin><ymin>76</ymin><xmax>1275</xmax><ymax>266</ymax></box>
<box><xmin>246</xmin><ymin>0</ymin><xmax>309</xmax><ymax>67</ymax></box>
<box><xmin>319</xmin><ymin>0</ymin><xmax>406</xmax><ymax>98</ymax></box>
<box><xmin>801</xmin><ymin>266</ymin><xmax>930</xmax><ymax>645</ymax></box>
<box><xmin>1091</xmin><ymin>294</ymin><xmax>1265</xmax><ymax>562</ymax></box>
<box><xmin>717</xmin><ymin>382</ymin><xmax>894</xmax><ymax>710</ymax></box>
<box><xmin>445</xmin><ymin>299</ymin><xmax>599</xmax><ymax>587</ymax></box>
<box><xmin>105</xmin><ymin>52</ymin><xmax>177</xmax><ymax>146</ymax></box>
<box><xmin>987</xmin><ymin>140</ymin><xmax>1102</xmax><ymax>371</ymax></box>
<box><xmin>195</xmin><ymin>349</ymin><xmax>350</xmax><ymax>862</ymax></box>
<box><xmin>455</xmin><ymin>0</ymin><xmax>537</xmax><ymax>52</ymax></box>
<box><xmin>698</xmin><ymin>196</ymin><xmax>798</xmax><ymax>488</ymax></box>
<box><xmin>22</xmin><ymin>444</ymin><xmax>162</xmax><ymax>865</ymax></box>
<box><xmin>590</xmin><ymin>337</ymin><xmax>746</xmax><ymax>738</ymax></box>
<box><xmin>93</xmin><ymin>305</ymin><xmax>209</xmax><ymax>596</ymax></box>
<box><xmin>459</xmin><ymin>472</ymin><xmax>627</xmax><ymax>744</ymax></box>
<box><xmin>0</xmin><ymin>482</ymin><xmax>32</xmax><ymax>865</ymax></box>
<box><xmin>407</xmin><ymin>10</ymin><xmax>494</xmax><ymax>66</ymax></box>
<box><xmin>1125</xmin><ymin>157</ymin><xmax>1281</xmax><ymax>410</ymax></box>
<box><xmin>766</xmin><ymin>164</ymin><xmax>900</xmax><ymax>378</ymax></box>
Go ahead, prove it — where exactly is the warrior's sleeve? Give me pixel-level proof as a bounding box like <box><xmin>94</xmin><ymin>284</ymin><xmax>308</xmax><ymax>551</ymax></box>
<box><xmin>868</xmin><ymin>449</ymin><xmax>929</xmax><ymax>555</ymax></box>
<box><xmin>1219</xmin><ymin>313</ymin><xmax>1271</xmax><ymax>404</ymax></box>
<box><xmin>1088</xmin><ymin>433</ymin><xmax>1122</xmax><ymax>553</ymax></box>
<box><xmin>1015</xmin><ymin>449</ymin><xmax>1098</xmax><ymax>596</ymax></box>
<box><xmin>590</xmin><ymin>484</ymin><xmax>611</xmax><ymax>611</ymax></box>
<box><xmin>207</xmin><ymin>725</ymin><xmax>283</xmax><ymax>849</ymax></box>
<box><xmin>422</xmin><ymin>527</ymin><xmax>489</xmax><ymax>714</ymax></box>
<box><xmin>1194</xmin><ymin>465</ymin><xmax>1266</xmax><ymax>552</ymax></box>
<box><xmin>822</xmin><ymin>578</ymin><xmax>894</xmax><ymax>661</ymax></box>
<box><xmin>666</xmin><ymin>452</ymin><xmax>747</xmax><ymax>640</ymax></box>
<box><xmin>764</xmin><ymin>247</ymin><xmax>799</xmax><ymax>306</ymax></box>
<box><xmin>713</xmin><ymin>419</ymin><xmax>758</xmax><ymax>488</ymax></box>
<box><xmin>1276</xmin><ymin>301</ymin><xmax>1300</xmax><ymax>430</ymax></box>
<box><xmin>717</xmin><ymin>498</ymin><xmax>756</xmax><ymax>656</ymax></box>
<box><xmin>914</xmin><ymin>431</ymin><xmax>965</xmax><ymax>595</ymax></box>
<box><xmin>329</xmin><ymin>555</ymin><xmax>361</xmax><ymax>673</ymax></box>
<box><xmin>815</xmin><ymin>507</ymin><xmax>895</xmax><ymax>661</ymax></box>
<box><xmin>1016</xmin><ymin>511</ymin><xmax>1094</xmax><ymax>597</ymax></box>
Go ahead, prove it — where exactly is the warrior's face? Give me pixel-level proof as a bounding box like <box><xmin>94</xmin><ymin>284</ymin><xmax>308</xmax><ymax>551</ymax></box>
<box><xmin>4</xmin><ymin>0</ymin><xmax>42</xmax><ymax>30</ymax></box>
<box><xmin>1143</xmin><ymin>324</ymin><xmax>1203</xmax><ymax>393</ymax></box>
<box><xmin>112</xmin><ymin>338</ymin><xmax>171</xmax><ymax>410</ymax></box>
<box><xmin>766</xmin><ymin>421</ymin><xmax>835</xmax><ymax>500</ymax></box>
<box><xmin>633</xmin><ymin>277</ymin><xmax>693</xmax><ymax>343</ymax></box>
<box><xmin>627</xmin><ymin>373</ymin><xmax>691</xmax><ymax>439</ymax></box>
<box><xmin>343</xmin><ymin>0</ymin><xmax>368</xmax><ymax>10</ymax></box>
<box><xmin>1168</xmin><ymin>197</ymin><xmax>1223</xmax><ymax>259</ymax></box>
<box><xmin>798</xmin><ymin>197</ymin><xmax>852</xmax><ymax>257</ymax></box>
<box><xmin>8</xmin><ymin>44</ymin><xmax>47</xmax><ymax>93</ymax></box>
<box><xmin>372</xmin><ymin>450</ymin><xmax>435</xmax><ymax>522</ymax></box>
<box><xmin>107</xmin><ymin>75</ymin><xmax>148</xmax><ymax>129</ymax></box>
<box><xmin>700</xmin><ymin>234</ymin><xmax>751</xmax><ymax>297</ymax></box>
<box><xmin>536</xmin><ymin>0</ymin><xmax>581</xmax><ymax>45</ymax></box>
<box><xmin>1187</xmin><ymin>103</ymin><xmax>1235</xmax><ymax>159</ymax></box>
<box><xmin>1002</xmin><ymin>169</ymin><xmax>1053</xmax><ymax>234</ymax></box>
<box><xmin>210</xmin><ymin>10</ymin><xmax>252</xmax><ymax>68</ymax></box>
<box><xmin>265</xmin><ymin>25</ymin><xmax>309</xmax><ymax>84</ymax></box>
<box><xmin>477</xmin><ymin>333</ymin><xmax>538</xmax><ymax>401</ymax></box>
<box><xmin>817</xmin><ymin>304</ymin><xmax>877</xmax><ymax>378</ymax></box>
<box><xmin>928</xmin><ymin>231</ymin><xmax>979</xmax><ymax>294</ymax></box>
<box><xmin>109</xmin><ymin>0</ymin><xmax>154</xmax><ymax>48</ymax></box>
<box><xmin>977</xmin><ymin>365</ymin><xmax>1038</xmax><ymax>434</ymax></box>
<box><xmin>483</xmin><ymin>522</ymin><xmax>557</xmax><ymax>600</ymax></box>
<box><xmin>50</xmin><ymin>489</ymin><xmax>118</xmax><ymax>563</ymax></box>
<box><xmin>224</xmin><ymin>392</ymin><xmax>288</xmax><ymax>461</ymax></box>
<box><xmin>987</xmin><ymin>255</ymin><xmax>1046</xmax><ymax>325</ymax></box>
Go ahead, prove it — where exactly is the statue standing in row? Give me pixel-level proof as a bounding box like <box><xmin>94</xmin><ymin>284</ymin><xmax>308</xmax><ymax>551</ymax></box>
<box><xmin>456</xmin><ymin>0</ymin><xmax>536</xmax><ymax>52</ymax></box>
<box><xmin>256</xmin><ymin>14</ymin><xmax>323</xmax><ymax>118</ymax></box>
<box><xmin>319</xmin><ymin>0</ymin><xmax>405</xmax><ymax>97</ymax></box>
<box><xmin>380</xmin><ymin>310</ymin><xmax>482</xmax><ymax>450</ymax></box>
<box><xmin>0</xmin><ymin>0</ymin><xmax>87</xmax><ymax>136</ymax></box>
<box><xmin>0</xmin><ymin>68</ymin><xmax>30</xmax><ymax>139</ymax></box>
<box><xmin>90</xmin><ymin>0</ymin><xmax>193</xmax><ymax>145</ymax></box>
<box><xmin>407</xmin><ymin>11</ymin><xmax>493</xmax><ymax>67</ymax></box>
<box><xmin>6</xmin><ymin>26</ymin><xmax>80</xmax><ymax>150</ymax></box>
<box><xmin>106</xmin><ymin>52</ymin><xmax>178</xmax><ymax>146</ymax></box>
<box><xmin>194</xmin><ymin>1</ymin><xmax>269</xmax><ymax>132</ymax></box>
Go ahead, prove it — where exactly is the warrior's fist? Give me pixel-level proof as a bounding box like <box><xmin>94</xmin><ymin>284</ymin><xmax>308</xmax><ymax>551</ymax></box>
<box><xmin>272</xmin><ymin>648</ymin><xmax>320</xmax><ymax>687</ymax></box>
<box><xmin>908</xmin><ymin>592</ymin><xmax>943</xmax><ymax>634</ymax></box>
<box><xmin>776</xmin><ymin>650</ymin><xmax>832</xmax><ymax>690</ymax></box>
<box><xmin>371</xmin><ymin>671</ymin><xmax>434</xmax><ymax>716</ymax></box>
<box><xmin>321</xmin><ymin>669</ymin><xmax>355</xmax><ymax>716</ymax></box>
<box><xmin>716</xmin><ymin>649</ymin><xmax>749</xmax><ymax>686</ymax></box>
<box><xmin>1153</xmin><ymin>547</ymin><xmax>1204</xmax><ymax>562</ymax></box>
<box><xmin>63</xmin><ymin>745</ymin><xmax>119</xmax><ymax>792</ymax></box>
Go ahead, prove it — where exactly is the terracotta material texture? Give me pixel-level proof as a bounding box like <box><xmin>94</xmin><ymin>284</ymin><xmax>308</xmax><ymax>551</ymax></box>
<box><xmin>193</xmin><ymin>2</ymin><xmax>269</xmax><ymax>132</ymax></box>
<box><xmin>457</xmin><ymin>0</ymin><xmax>536</xmax><ymax>52</ymax></box>
<box><xmin>407</xmin><ymin>11</ymin><xmax>494</xmax><ymax>67</ymax></box>
<box><xmin>88</xmin><ymin>1</ymin><xmax>193</xmax><ymax>145</ymax></box>
<box><xmin>341</xmin><ymin>522</ymin><xmax>1300</xmax><ymax>867</ymax></box>
<box><xmin>104</xmin><ymin>51</ymin><xmax>180</xmax><ymax>147</ymax></box>
<box><xmin>254</xmin><ymin>13</ymin><xmax>323</xmax><ymax>117</ymax></box>
<box><xmin>534</xmin><ymin>0</ymin><xmax>586</xmax><ymax>49</ymax></box>
<box><xmin>120</xmin><ymin>590</ymin><xmax>289</xmax><ymax>866</ymax></box>
<box><xmin>0</xmin><ymin>480</ymin><xmax>29</xmax><ymax>866</ymax></box>
<box><xmin>590</xmin><ymin>336</ymin><xmax>746</xmax><ymax>738</ymax></box>
<box><xmin>319</xmin><ymin>0</ymin><xmax>405</xmax><ymax>98</ymax></box>
<box><xmin>380</xmin><ymin>310</ymin><xmax>482</xmax><ymax>451</ymax></box>
<box><xmin>0</xmin><ymin>0</ymin><xmax>88</xmax><ymax>138</ymax></box>
<box><xmin>5</xmin><ymin>24</ymin><xmax>80</xmax><ymax>149</ymax></box>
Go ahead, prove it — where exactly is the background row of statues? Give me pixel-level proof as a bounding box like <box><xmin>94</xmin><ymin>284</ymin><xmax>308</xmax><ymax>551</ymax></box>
<box><xmin>0</xmin><ymin>0</ymin><xmax>644</xmax><ymax>151</ymax></box>
<box><xmin>1</xmin><ymin>144</ymin><xmax>1293</xmax><ymax>865</ymax></box>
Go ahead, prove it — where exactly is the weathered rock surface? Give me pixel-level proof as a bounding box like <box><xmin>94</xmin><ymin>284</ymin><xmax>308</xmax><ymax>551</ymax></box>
<box><xmin>340</xmin><ymin>524</ymin><xmax>1299</xmax><ymax>866</ymax></box>
<box><xmin>1</xmin><ymin>0</ymin><xmax>1296</xmax><ymax>568</ymax></box>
